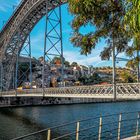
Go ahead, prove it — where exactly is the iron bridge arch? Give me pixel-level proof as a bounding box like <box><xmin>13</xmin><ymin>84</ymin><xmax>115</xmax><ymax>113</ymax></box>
<box><xmin>0</xmin><ymin>0</ymin><xmax>67</xmax><ymax>90</ymax></box>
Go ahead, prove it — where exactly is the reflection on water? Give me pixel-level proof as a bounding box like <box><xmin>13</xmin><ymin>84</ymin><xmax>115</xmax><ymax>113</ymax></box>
<box><xmin>0</xmin><ymin>101</ymin><xmax>140</xmax><ymax>139</ymax></box>
<box><xmin>0</xmin><ymin>108</ymin><xmax>45</xmax><ymax>140</ymax></box>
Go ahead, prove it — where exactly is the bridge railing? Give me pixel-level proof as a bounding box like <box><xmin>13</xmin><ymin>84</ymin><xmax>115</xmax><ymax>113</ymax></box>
<box><xmin>11</xmin><ymin>111</ymin><xmax>140</xmax><ymax>140</ymax></box>
<box><xmin>116</xmin><ymin>83</ymin><xmax>140</xmax><ymax>98</ymax></box>
<box><xmin>1</xmin><ymin>83</ymin><xmax>140</xmax><ymax>98</ymax></box>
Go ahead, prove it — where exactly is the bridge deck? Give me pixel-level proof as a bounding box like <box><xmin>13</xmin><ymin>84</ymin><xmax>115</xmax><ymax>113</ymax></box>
<box><xmin>1</xmin><ymin>83</ymin><xmax>140</xmax><ymax>100</ymax></box>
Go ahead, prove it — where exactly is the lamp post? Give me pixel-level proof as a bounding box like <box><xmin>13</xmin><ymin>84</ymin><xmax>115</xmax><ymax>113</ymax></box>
<box><xmin>112</xmin><ymin>38</ymin><xmax>116</xmax><ymax>101</ymax></box>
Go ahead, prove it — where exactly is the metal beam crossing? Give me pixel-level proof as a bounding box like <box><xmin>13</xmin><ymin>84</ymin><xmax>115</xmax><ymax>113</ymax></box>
<box><xmin>42</xmin><ymin>0</ymin><xmax>64</xmax><ymax>89</ymax></box>
<box><xmin>15</xmin><ymin>35</ymin><xmax>32</xmax><ymax>89</ymax></box>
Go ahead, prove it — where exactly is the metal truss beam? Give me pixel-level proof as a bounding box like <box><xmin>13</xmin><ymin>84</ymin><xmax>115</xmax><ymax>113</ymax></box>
<box><xmin>15</xmin><ymin>35</ymin><xmax>32</xmax><ymax>89</ymax></box>
<box><xmin>42</xmin><ymin>0</ymin><xmax>64</xmax><ymax>89</ymax></box>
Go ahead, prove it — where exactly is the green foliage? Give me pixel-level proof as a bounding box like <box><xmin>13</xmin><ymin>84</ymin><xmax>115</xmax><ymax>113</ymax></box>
<box><xmin>64</xmin><ymin>61</ymin><xmax>70</xmax><ymax>67</ymax></box>
<box><xmin>78</xmin><ymin>73</ymin><xmax>102</xmax><ymax>85</ymax></box>
<box><xmin>126</xmin><ymin>59</ymin><xmax>137</xmax><ymax>70</ymax></box>
<box><xmin>68</xmin><ymin>0</ymin><xmax>129</xmax><ymax>58</ymax></box>
<box><xmin>71</xmin><ymin>62</ymin><xmax>78</xmax><ymax>67</ymax></box>
<box><xmin>126</xmin><ymin>37</ymin><xmax>140</xmax><ymax>70</ymax></box>
<box><xmin>124</xmin><ymin>0</ymin><xmax>140</xmax><ymax>36</ymax></box>
<box><xmin>124</xmin><ymin>0</ymin><xmax>140</xmax><ymax>71</ymax></box>
<box><xmin>120</xmin><ymin>71</ymin><xmax>136</xmax><ymax>83</ymax></box>
<box><xmin>52</xmin><ymin>57</ymin><xmax>66</xmax><ymax>65</ymax></box>
<box><xmin>52</xmin><ymin>57</ymin><xmax>61</xmax><ymax>64</ymax></box>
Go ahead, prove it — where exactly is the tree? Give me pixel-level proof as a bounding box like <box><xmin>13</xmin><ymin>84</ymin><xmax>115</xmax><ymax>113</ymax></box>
<box><xmin>120</xmin><ymin>71</ymin><xmax>136</xmax><ymax>83</ymax></box>
<box><xmin>51</xmin><ymin>57</ymin><xmax>71</xmax><ymax>68</ymax></box>
<box><xmin>124</xmin><ymin>0</ymin><xmax>140</xmax><ymax>36</ymax></box>
<box><xmin>126</xmin><ymin>38</ymin><xmax>140</xmax><ymax>71</ymax></box>
<box><xmin>124</xmin><ymin>0</ymin><xmax>140</xmax><ymax>82</ymax></box>
<box><xmin>52</xmin><ymin>57</ymin><xmax>66</xmax><ymax>65</ymax></box>
<box><xmin>64</xmin><ymin>61</ymin><xmax>70</xmax><ymax>67</ymax></box>
<box><xmin>78</xmin><ymin>76</ymin><xmax>87</xmax><ymax>84</ymax></box>
<box><xmin>71</xmin><ymin>62</ymin><xmax>78</xmax><ymax>67</ymax></box>
<box><xmin>52</xmin><ymin>57</ymin><xmax>61</xmax><ymax>64</ymax></box>
<box><xmin>78</xmin><ymin>73</ymin><xmax>101</xmax><ymax>85</ymax></box>
<box><xmin>68</xmin><ymin>0</ymin><xmax>129</xmax><ymax>59</ymax></box>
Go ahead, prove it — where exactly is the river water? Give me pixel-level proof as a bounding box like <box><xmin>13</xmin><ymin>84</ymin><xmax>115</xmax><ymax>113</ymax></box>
<box><xmin>1</xmin><ymin>101</ymin><xmax>140</xmax><ymax>140</ymax></box>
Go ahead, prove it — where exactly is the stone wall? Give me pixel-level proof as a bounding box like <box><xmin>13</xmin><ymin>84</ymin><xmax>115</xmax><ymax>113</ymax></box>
<box><xmin>0</xmin><ymin>97</ymin><xmax>114</xmax><ymax>107</ymax></box>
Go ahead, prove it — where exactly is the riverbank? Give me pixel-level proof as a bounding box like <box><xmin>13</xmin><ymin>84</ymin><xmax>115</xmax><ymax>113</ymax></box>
<box><xmin>0</xmin><ymin>96</ymin><xmax>140</xmax><ymax>108</ymax></box>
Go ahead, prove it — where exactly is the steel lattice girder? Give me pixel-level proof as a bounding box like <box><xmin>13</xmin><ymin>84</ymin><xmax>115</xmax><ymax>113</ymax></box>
<box><xmin>0</xmin><ymin>0</ymin><xmax>66</xmax><ymax>90</ymax></box>
<box><xmin>15</xmin><ymin>35</ymin><xmax>32</xmax><ymax>89</ymax></box>
<box><xmin>1</xmin><ymin>83</ymin><xmax>140</xmax><ymax>99</ymax></box>
<box><xmin>42</xmin><ymin>0</ymin><xmax>64</xmax><ymax>88</ymax></box>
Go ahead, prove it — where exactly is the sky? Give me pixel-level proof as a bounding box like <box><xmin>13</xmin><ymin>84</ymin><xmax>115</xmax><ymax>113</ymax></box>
<box><xmin>0</xmin><ymin>0</ymin><xmax>127</xmax><ymax>67</ymax></box>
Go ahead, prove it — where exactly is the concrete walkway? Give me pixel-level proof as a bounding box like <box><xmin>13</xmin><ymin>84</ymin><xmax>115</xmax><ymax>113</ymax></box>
<box><xmin>122</xmin><ymin>135</ymin><xmax>140</xmax><ymax>140</ymax></box>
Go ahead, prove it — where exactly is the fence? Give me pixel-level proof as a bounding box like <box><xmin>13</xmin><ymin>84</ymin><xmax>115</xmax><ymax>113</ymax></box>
<box><xmin>1</xmin><ymin>83</ymin><xmax>140</xmax><ymax>99</ymax></box>
<box><xmin>11</xmin><ymin>111</ymin><xmax>140</xmax><ymax>140</ymax></box>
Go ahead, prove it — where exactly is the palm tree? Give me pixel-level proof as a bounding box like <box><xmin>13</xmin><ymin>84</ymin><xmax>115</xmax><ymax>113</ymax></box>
<box><xmin>120</xmin><ymin>71</ymin><xmax>136</xmax><ymax>83</ymax></box>
<box><xmin>124</xmin><ymin>0</ymin><xmax>140</xmax><ymax>82</ymax></box>
<box><xmin>125</xmin><ymin>0</ymin><xmax>140</xmax><ymax>36</ymax></box>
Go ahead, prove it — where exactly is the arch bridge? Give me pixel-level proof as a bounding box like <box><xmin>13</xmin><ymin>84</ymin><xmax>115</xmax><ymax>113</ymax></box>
<box><xmin>0</xmin><ymin>0</ymin><xmax>140</xmax><ymax>101</ymax></box>
<box><xmin>0</xmin><ymin>0</ymin><xmax>66</xmax><ymax>91</ymax></box>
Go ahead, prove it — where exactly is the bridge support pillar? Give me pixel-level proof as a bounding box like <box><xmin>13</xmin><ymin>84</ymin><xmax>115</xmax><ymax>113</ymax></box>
<box><xmin>15</xmin><ymin>34</ymin><xmax>32</xmax><ymax>89</ymax></box>
<box><xmin>42</xmin><ymin>0</ymin><xmax>64</xmax><ymax>89</ymax></box>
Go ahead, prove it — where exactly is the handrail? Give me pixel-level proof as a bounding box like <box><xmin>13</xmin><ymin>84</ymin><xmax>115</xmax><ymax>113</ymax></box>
<box><xmin>11</xmin><ymin>111</ymin><xmax>140</xmax><ymax>140</ymax></box>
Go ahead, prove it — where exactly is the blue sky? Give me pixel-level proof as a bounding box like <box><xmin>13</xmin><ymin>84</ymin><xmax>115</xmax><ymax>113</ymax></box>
<box><xmin>0</xmin><ymin>0</ymin><xmax>127</xmax><ymax>67</ymax></box>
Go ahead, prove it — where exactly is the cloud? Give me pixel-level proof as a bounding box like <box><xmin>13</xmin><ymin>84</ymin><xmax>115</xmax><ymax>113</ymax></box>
<box><xmin>63</xmin><ymin>51</ymin><xmax>108</xmax><ymax>66</ymax></box>
<box><xmin>30</xmin><ymin>34</ymin><xmax>44</xmax><ymax>57</ymax></box>
<box><xmin>30</xmin><ymin>33</ymin><xmax>108</xmax><ymax>66</ymax></box>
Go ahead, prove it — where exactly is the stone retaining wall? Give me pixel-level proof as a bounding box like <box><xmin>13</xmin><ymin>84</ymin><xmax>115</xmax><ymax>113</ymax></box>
<box><xmin>0</xmin><ymin>97</ymin><xmax>114</xmax><ymax>107</ymax></box>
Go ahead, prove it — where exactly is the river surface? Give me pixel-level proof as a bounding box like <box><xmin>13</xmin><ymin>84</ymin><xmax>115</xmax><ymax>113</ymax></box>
<box><xmin>1</xmin><ymin>101</ymin><xmax>140</xmax><ymax>140</ymax></box>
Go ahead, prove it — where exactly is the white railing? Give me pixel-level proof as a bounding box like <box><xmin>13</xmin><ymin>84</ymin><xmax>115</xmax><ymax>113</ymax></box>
<box><xmin>11</xmin><ymin>111</ymin><xmax>140</xmax><ymax>140</ymax></box>
<box><xmin>1</xmin><ymin>83</ymin><xmax>140</xmax><ymax>99</ymax></box>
